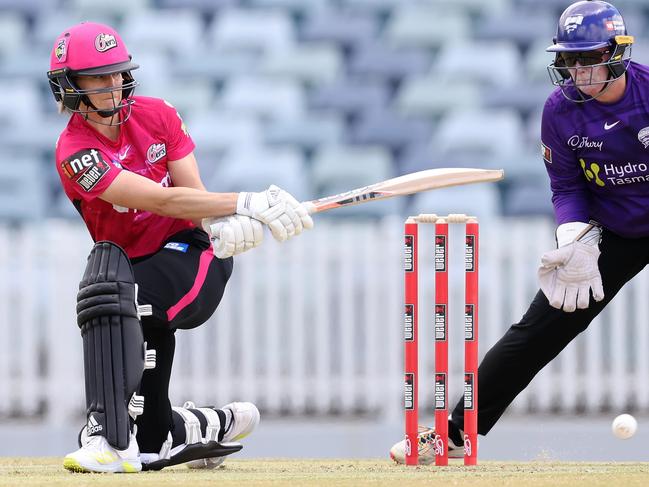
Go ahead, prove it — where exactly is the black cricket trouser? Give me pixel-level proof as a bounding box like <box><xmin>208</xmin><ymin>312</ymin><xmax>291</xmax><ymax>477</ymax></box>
<box><xmin>451</xmin><ymin>229</ymin><xmax>649</xmax><ymax>436</ymax></box>
<box><xmin>130</xmin><ymin>228</ymin><xmax>233</xmax><ymax>452</ymax></box>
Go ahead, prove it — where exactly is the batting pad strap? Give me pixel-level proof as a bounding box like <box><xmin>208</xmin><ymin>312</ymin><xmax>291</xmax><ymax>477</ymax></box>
<box><xmin>172</xmin><ymin>407</ymin><xmax>202</xmax><ymax>446</ymax></box>
<box><xmin>196</xmin><ymin>407</ymin><xmax>222</xmax><ymax>442</ymax></box>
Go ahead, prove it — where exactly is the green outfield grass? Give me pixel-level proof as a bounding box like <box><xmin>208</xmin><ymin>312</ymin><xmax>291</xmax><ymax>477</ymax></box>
<box><xmin>1</xmin><ymin>458</ymin><xmax>648</xmax><ymax>487</ymax></box>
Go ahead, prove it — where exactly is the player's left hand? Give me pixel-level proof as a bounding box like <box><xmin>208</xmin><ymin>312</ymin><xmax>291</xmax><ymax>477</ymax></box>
<box><xmin>537</xmin><ymin>241</ymin><xmax>604</xmax><ymax>312</ymax></box>
<box><xmin>202</xmin><ymin>215</ymin><xmax>263</xmax><ymax>259</ymax></box>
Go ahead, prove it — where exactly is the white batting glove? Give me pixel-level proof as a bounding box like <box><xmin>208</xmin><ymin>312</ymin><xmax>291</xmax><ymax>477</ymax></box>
<box><xmin>237</xmin><ymin>185</ymin><xmax>314</xmax><ymax>242</ymax></box>
<box><xmin>537</xmin><ymin>222</ymin><xmax>604</xmax><ymax>312</ymax></box>
<box><xmin>202</xmin><ymin>215</ymin><xmax>263</xmax><ymax>259</ymax></box>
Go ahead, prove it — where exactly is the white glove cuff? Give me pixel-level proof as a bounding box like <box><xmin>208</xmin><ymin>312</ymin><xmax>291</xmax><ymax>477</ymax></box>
<box><xmin>236</xmin><ymin>192</ymin><xmax>253</xmax><ymax>216</ymax></box>
<box><xmin>556</xmin><ymin>221</ymin><xmax>601</xmax><ymax>248</ymax></box>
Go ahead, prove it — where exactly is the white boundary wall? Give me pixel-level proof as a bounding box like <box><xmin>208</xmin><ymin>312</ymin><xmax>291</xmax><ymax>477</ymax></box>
<box><xmin>1</xmin><ymin>216</ymin><xmax>648</xmax><ymax>426</ymax></box>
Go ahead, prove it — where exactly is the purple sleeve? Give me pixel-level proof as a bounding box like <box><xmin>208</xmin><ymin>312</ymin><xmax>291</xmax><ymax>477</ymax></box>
<box><xmin>540</xmin><ymin>98</ymin><xmax>590</xmax><ymax>224</ymax></box>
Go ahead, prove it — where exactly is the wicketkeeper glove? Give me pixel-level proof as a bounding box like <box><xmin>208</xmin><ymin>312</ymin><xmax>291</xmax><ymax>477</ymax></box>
<box><xmin>537</xmin><ymin>222</ymin><xmax>605</xmax><ymax>312</ymax></box>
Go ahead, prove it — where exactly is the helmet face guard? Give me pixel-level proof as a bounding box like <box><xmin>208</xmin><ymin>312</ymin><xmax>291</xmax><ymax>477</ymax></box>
<box><xmin>47</xmin><ymin>22</ymin><xmax>139</xmax><ymax>125</ymax></box>
<box><xmin>546</xmin><ymin>1</ymin><xmax>633</xmax><ymax>103</ymax></box>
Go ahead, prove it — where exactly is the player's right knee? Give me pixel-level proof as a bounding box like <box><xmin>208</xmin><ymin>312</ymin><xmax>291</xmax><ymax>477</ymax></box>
<box><xmin>77</xmin><ymin>241</ymin><xmax>155</xmax><ymax>450</ymax></box>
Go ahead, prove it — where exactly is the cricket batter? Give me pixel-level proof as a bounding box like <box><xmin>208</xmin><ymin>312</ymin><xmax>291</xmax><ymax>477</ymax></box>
<box><xmin>48</xmin><ymin>21</ymin><xmax>313</xmax><ymax>472</ymax></box>
<box><xmin>391</xmin><ymin>0</ymin><xmax>649</xmax><ymax>463</ymax></box>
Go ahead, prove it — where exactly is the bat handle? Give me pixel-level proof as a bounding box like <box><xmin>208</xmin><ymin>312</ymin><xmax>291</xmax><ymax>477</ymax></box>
<box><xmin>302</xmin><ymin>201</ymin><xmax>317</xmax><ymax>214</ymax></box>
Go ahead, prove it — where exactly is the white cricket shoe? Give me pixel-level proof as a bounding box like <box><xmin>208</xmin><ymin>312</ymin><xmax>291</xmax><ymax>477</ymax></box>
<box><xmin>389</xmin><ymin>425</ymin><xmax>464</xmax><ymax>465</ymax></box>
<box><xmin>186</xmin><ymin>401</ymin><xmax>260</xmax><ymax>469</ymax></box>
<box><xmin>63</xmin><ymin>432</ymin><xmax>141</xmax><ymax>473</ymax></box>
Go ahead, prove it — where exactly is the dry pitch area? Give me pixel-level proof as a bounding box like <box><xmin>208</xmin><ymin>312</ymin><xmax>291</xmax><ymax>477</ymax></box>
<box><xmin>1</xmin><ymin>458</ymin><xmax>648</xmax><ymax>487</ymax></box>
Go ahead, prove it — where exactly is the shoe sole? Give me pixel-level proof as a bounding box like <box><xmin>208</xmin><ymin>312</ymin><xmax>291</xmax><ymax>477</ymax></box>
<box><xmin>63</xmin><ymin>457</ymin><xmax>141</xmax><ymax>473</ymax></box>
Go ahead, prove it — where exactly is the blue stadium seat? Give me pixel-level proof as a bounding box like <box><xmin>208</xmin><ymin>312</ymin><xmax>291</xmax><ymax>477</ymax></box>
<box><xmin>310</xmin><ymin>145</ymin><xmax>399</xmax><ymax>217</ymax></box>
<box><xmin>395</xmin><ymin>77</ymin><xmax>480</xmax><ymax>118</ymax></box>
<box><xmin>474</xmin><ymin>7</ymin><xmax>555</xmax><ymax>50</ymax></box>
<box><xmin>157</xmin><ymin>0</ymin><xmax>240</xmax><ymax>11</ymax></box>
<box><xmin>259</xmin><ymin>44</ymin><xmax>342</xmax><ymax>84</ymax></box>
<box><xmin>385</xmin><ymin>7</ymin><xmax>470</xmax><ymax>48</ymax></box>
<box><xmin>208</xmin><ymin>9</ymin><xmax>295</xmax><ymax>53</ymax></box>
<box><xmin>0</xmin><ymin>13</ymin><xmax>28</xmax><ymax>57</ymax></box>
<box><xmin>0</xmin><ymin>155</ymin><xmax>46</xmax><ymax>221</ymax></box>
<box><xmin>348</xmin><ymin>110</ymin><xmax>433</xmax><ymax>152</ymax></box>
<box><xmin>433</xmin><ymin>41</ymin><xmax>522</xmax><ymax>87</ymax></box>
<box><xmin>408</xmin><ymin>183</ymin><xmax>502</xmax><ymax>221</ymax></box>
<box><xmin>300</xmin><ymin>10</ymin><xmax>378</xmax><ymax>49</ymax></box>
<box><xmin>208</xmin><ymin>147</ymin><xmax>311</xmax><ymax>201</ymax></box>
<box><xmin>120</xmin><ymin>10</ymin><xmax>204</xmax><ymax>56</ymax></box>
<box><xmin>188</xmin><ymin>111</ymin><xmax>263</xmax><ymax>154</ymax></box>
<box><xmin>431</xmin><ymin>109</ymin><xmax>526</xmax><ymax>168</ymax></box>
<box><xmin>502</xmin><ymin>181</ymin><xmax>554</xmax><ymax>217</ymax></box>
<box><xmin>218</xmin><ymin>76</ymin><xmax>305</xmax><ymax>120</ymax></box>
<box><xmin>248</xmin><ymin>0</ymin><xmax>328</xmax><ymax>15</ymax></box>
<box><xmin>69</xmin><ymin>0</ymin><xmax>152</xmax><ymax>17</ymax></box>
<box><xmin>348</xmin><ymin>43</ymin><xmax>431</xmax><ymax>81</ymax></box>
<box><xmin>174</xmin><ymin>48</ymin><xmax>260</xmax><ymax>81</ymax></box>
<box><xmin>307</xmin><ymin>78</ymin><xmax>389</xmax><ymax>117</ymax></box>
<box><xmin>264</xmin><ymin>115</ymin><xmax>344</xmax><ymax>151</ymax></box>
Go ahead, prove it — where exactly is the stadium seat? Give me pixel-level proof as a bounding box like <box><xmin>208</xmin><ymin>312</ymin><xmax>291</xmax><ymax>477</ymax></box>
<box><xmin>300</xmin><ymin>10</ymin><xmax>379</xmax><ymax>49</ymax></box>
<box><xmin>408</xmin><ymin>183</ymin><xmax>501</xmax><ymax>221</ymax></box>
<box><xmin>120</xmin><ymin>10</ymin><xmax>204</xmax><ymax>55</ymax></box>
<box><xmin>310</xmin><ymin>145</ymin><xmax>399</xmax><ymax>217</ymax></box>
<box><xmin>348</xmin><ymin>110</ymin><xmax>433</xmax><ymax>153</ymax></box>
<box><xmin>474</xmin><ymin>7</ymin><xmax>555</xmax><ymax>50</ymax></box>
<box><xmin>395</xmin><ymin>77</ymin><xmax>480</xmax><ymax>118</ymax></box>
<box><xmin>431</xmin><ymin>109</ymin><xmax>526</xmax><ymax>168</ymax></box>
<box><xmin>174</xmin><ymin>48</ymin><xmax>260</xmax><ymax>81</ymax></box>
<box><xmin>209</xmin><ymin>147</ymin><xmax>311</xmax><ymax>201</ymax></box>
<box><xmin>481</xmin><ymin>82</ymin><xmax>553</xmax><ymax>117</ymax></box>
<box><xmin>208</xmin><ymin>9</ymin><xmax>294</xmax><ymax>52</ymax></box>
<box><xmin>0</xmin><ymin>13</ymin><xmax>28</xmax><ymax>57</ymax></box>
<box><xmin>385</xmin><ymin>7</ymin><xmax>470</xmax><ymax>48</ymax></box>
<box><xmin>525</xmin><ymin>39</ymin><xmax>560</xmax><ymax>82</ymax></box>
<box><xmin>433</xmin><ymin>41</ymin><xmax>522</xmax><ymax>87</ymax></box>
<box><xmin>348</xmin><ymin>43</ymin><xmax>431</xmax><ymax>81</ymax></box>
<box><xmin>187</xmin><ymin>111</ymin><xmax>263</xmax><ymax>153</ymax></box>
<box><xmin>259</xmin><ymin>44</ymin><xmax>342</xmax><ymax>84</ymax></box>
<box><xmin>307</xmin><ymin>78</ymin><xmax>389</xmax><ymax>117</ymax></box>
<box><xmin>157</xmin><ymin>0</ymin><xmax>240</xmax><ymax>11</ymax></box>
<box><xmin>502</xmin><ymin>181</ymin><xmax>554</xmax><ymax>217</ymax></box>
<box><xmin>68</xmin><ymin>0</ymin><xmax>151</xmax><ymax>17</ymax></box>
<box><xmin>247</xmin><ymin>0</ymin><xmax>328</xmax><ymax>15</ymax></box>
<box><xmin>264</xmin><ymin>114</ymin><xmax>344</xmax><ymax>150</ymax></box>
<box><xmin>0</xmin><ymin>155</ymin><xmax>47</xmax><ymax>221</ymax></box>
<box><xmin>217</xmin><ymin>76</ymin><xmax>305</xmax><ymax>120</ymax></box>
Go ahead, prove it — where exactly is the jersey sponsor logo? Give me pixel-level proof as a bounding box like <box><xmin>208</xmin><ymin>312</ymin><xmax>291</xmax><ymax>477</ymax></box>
<box><xmin>638</xmin><ymin>127</ymin><xmax>649</xmax><ymax>148</ymax></box>
<box><xmin>95</xmin><ymin>33</ymin><xmax>117</xmax><ymax>52</ymax></box>
<box><xmin>147</xmin><ymin>143</ymin><xmax>167</xmax><ymax>163</ymax></box>
<box><xmin>164</xmin><ymin>242</ymin><xmax>189</xmax><ymax>253</ymax></box>
<box><xmin>60</xmin><ymin>149</ymin><xmax>111</xmax><ymax>192</ymax></box>
<box><xmin>567</xmin><ymin>135</ymin><xmax>603</xmax><ymax>151</ymax></box>
<box><xmin>584</xmin><ymin>159</ymin><xmax>649</xmax><ymax>187</ymax></box>
<box><xmin>541</xmin><ymin>142</ymin><xmax>552</xmax><ymax>164</ymax></box>
<box><xmin>604</xmin><ymin>121</ymin><xmax>620</xmax><ymax>130</ymax></box>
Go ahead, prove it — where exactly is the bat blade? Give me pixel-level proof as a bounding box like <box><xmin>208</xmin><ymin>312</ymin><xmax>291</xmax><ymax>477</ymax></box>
<box><xmin>303</xmin><ymin>168</ymin><xmax>505</xmax><ymax>214</ymax></box>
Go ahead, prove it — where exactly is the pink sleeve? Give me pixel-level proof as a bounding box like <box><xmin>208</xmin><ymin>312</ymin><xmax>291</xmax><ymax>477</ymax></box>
<box><xmin>57</xmin><ymin>148</ymin><xmax>121</xmax><ymax>202</ymax></box>
<box><xmin>163</xmin><ymin>102</ymin><xmax>196</xmax><ymax>161</ymax></box>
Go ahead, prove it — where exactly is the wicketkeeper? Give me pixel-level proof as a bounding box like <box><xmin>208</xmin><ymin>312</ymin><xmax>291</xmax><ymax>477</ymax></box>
<box><xmin>391</xmin><ymin>0</ymin><xmax>649</xmax><ymax>463</ymax></box>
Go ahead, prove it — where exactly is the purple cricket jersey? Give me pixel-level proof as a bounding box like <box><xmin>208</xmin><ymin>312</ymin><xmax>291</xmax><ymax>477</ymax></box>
<box><xmin>541</xmin><ymin>61</ymin><xmax>649</xmax><ymax>238</ymax></box>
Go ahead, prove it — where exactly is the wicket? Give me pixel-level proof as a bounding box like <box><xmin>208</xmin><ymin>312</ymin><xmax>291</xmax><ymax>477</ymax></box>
<box><xmin>403</xmin><ymin>213</ymin><xmax>479</xmax><ymax>466</ymax></box>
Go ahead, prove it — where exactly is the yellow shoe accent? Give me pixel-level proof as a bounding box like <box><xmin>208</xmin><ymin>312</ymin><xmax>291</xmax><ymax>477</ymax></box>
<box><xmin>63</xmin><ymin>457</ymin><xmax>88</xmax><ymax>473</ymax></box>
<box><xmin>122</xmin><ymin>462</ymin><xmax>138</xmax><ymax>473</ymax></box>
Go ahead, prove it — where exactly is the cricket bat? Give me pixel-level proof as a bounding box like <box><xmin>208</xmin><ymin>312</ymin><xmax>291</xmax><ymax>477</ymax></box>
<box><xmin>303</xmin><ymin>168</ymin><xmax>505</xmax><ymax>214</ymax></box>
